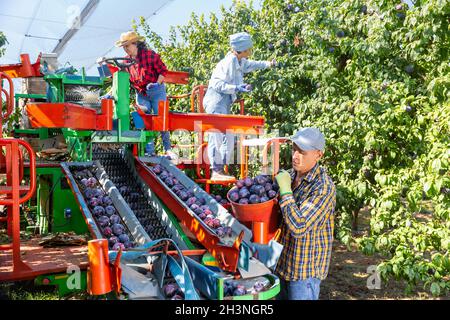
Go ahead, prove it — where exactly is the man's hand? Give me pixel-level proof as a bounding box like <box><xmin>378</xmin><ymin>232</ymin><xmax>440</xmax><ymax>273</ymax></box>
<box><xmin>275</xmin><ymin>170</ymin><xmax>293</xmax><ymax>196</ymax></box>
<box><xmin>236</xmin><ymin>84</ymin><xmax>252</xmax><ymax>93</ymax></box>
<box><xmin>146</xmin><ymin>82</ymin><xmax>160</xmax><ymax>90</ymax></box>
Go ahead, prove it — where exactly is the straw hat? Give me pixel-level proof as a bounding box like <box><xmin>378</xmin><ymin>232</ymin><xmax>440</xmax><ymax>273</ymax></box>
<box><xmin>115</xmin><ymin>31</ymin><xmax>145</xmax><ymax>47</ymax></box>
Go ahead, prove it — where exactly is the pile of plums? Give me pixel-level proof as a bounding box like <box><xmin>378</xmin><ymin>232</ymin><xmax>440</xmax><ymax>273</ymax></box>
<box><xmin>162</xmin><ymin>282</ymin><xmax>184</xmax><ymax>300</ymax></box>
<box><xmin>150</xmin><ymin>164</ymin><xmax>232</xmax><ymax>238</ymax></box>
<box><xmin>223</xmin><ymin>280</ymin><xmax>267</xmax><ymax>297</ymax></box>
<box><xmin>73</xmin><ymin>167</ymin><xmax>136</xmax><ymax>251</ymax></box>
<box><xmin>228</xmin><ymin>175</ymin><xmax>279</xmax><ymax>205</ymax></box>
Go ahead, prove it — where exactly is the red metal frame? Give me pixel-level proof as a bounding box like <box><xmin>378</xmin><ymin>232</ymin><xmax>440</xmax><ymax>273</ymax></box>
<box><xmin>0</xmin><ymin>72</ymin><xmax>15</xmax><ymax>137</ymax></box>
<box><xmin>137</xmin><ymin>100</ymin><xmax>264</xmax><ymax>133</ymax></box>
<box><xmin>0</xmin><ymin>54</ymin><xmax>42</xmax><ymax>78</ymax></box>
<box><xmin>134</xmin><ymin>157</ymin><xmax>244</xmax><ymax>272</ymax></box>
<box><xmin>0</xmin><ymin>139</ymin><xmax>37</xmax><ymax>277</ymax></box>
<box><xmin>26</xmin><ymin>99</ymin><xmax>113</xmax><ymax>131</ymax></box>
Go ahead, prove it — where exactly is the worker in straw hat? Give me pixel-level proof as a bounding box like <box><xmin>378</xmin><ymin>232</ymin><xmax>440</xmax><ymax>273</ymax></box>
<box><xmin>273</xmin><ymin>127</ymin><xmax>336</xmax><ymax>300</ymax></box>
<box><xmin>114</xmin><ymin>31</ymin><xmax>177</xmax><ymax>161</ymax></box>
<box><xmin>203</xmin><ymin>32</ymin><xmax>277</xmax><ymax>181</ymax></box>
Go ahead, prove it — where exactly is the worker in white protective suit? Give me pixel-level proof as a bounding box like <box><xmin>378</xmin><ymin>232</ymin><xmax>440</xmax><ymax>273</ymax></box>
<box><xmin>203</xmin><ymin>32</ymin><xmax>277</xmax><ymax>181</ymax></box>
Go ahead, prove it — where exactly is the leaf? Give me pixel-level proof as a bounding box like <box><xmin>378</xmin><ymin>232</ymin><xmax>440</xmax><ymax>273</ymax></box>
<box><xmin>430</xmin><ymin>282</ymin><xmax>441</xmax><ymax>297</ymax></box>
<box><xmin>431</xmin><ymin>159</ymin><xmax>441</xmax><ymax>173</ymax></box>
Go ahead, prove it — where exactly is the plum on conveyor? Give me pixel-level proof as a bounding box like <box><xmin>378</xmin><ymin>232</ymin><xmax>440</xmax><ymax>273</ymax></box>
<box><xmin>71</xmin><ymin>166</ymin><xmax>136</xmax><ymax>251</ymax></box>
<box><xmin>150</xmin><ymin>164</ymin><xmax>233</xmax><ymax>239</ymax></box>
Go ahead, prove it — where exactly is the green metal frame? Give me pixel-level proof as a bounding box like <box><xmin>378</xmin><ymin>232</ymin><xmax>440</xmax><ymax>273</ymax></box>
<box><xmin>24</xmin><ymin>166</ymin><xmax>87</xmax><ymax>235</ymax></box>
<box><xmin>35</xmin><ymin>271</ymin><xmax>87</xmax><ymax>297</ymax></box>
<box><xmin>45</xmin><ymin>72</ymin><xmax>105</xmax><ymax>103</ymax></box>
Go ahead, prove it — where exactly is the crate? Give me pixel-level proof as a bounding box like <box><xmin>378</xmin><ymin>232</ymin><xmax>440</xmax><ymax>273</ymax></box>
<box><xmin>21</xmin><ymin>77</ymin><xmax>47</xmax><ymax>95</ymax></box>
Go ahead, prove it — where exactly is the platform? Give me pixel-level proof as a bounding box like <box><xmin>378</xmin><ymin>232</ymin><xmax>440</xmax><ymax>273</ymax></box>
<box><xmin>0</xmin><ymin>237</ymin><xmax>88</xmax><ymax>282</ymax></box>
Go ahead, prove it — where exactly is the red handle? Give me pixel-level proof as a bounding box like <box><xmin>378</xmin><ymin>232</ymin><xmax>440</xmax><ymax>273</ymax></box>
<box><xmin>17</xmin><ymin>139</ymin><xmax>36</xmax><ymax>203</ymax></box>
<box><xmin>0</xmin><ymin>72</ymin><xmax>14</xmax><ymax>120</ymax></box>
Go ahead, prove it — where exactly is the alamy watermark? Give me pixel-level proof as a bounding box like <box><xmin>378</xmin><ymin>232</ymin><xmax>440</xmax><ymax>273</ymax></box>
<box><xmin>366</xmin><ymin>265</ymin><xmax>382</xmax><ymax>290</ymax></box>
<box><xmin>66</xmin><ymin>265</ymin><xmax>82</xmax><ymax>290</ymax></box>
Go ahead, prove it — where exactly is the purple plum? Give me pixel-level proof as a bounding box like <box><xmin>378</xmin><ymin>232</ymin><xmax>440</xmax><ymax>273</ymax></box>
<box><xmin>229</xmin><ymin>191</ymin><xmax>239</xmax><ymax>203</ymax></box>
<box><xmin>223</xmin><ymin>226</ymin><xmax>233</xmax><ymax>237</ymax></box>
<box><xmin>255</xmin><ymin>185</ymin><xmax>266</xmax><ymax>197</ymax></box>
<box><xmin>190</xmin><ymin>204</ymin><xmax>200</xmax><ymax>212</ymax></box>
<box><xmin>87</xmin><ymin>177</ymin><xmax>97</xmax><ymax>188</ymax></box>
<box><xmin>186</xmin><ymin>197</ymin><xmax>197</xmax><ymax>206</ymax></box>
<box><xmin>163</xmin><ymin>283</ymin><xmax>178</xmax><ymax>298</ymax></box>
<box><xmin>253</xmin><ymin>281</ymin><xmax>265</xmax><ymax>292</ymax></box>
<box><xmin>112</xmin><ymin>223</ymin><xmax>125</xmax><ymax>236</ymax></box>
<box><xmin>102</xmin><ymin>226</ymin><xmax>113</xmax><ymax>237</ymax></box>
<box><xmin>93</xmin><ymin>206</ymin><xmax>105</xmax><ymax>217</ymax></box>
<box><xmin>239</xmin><ymin>187</ymin><xmax>250</xmax><ymax>199</ymax></box>
<box><xmin>105</xmin><ymin>206</ymin><xmax>116</xmax><ymax>216</ymax></box>
<box><xmin>197</xmin><ymin>197</ymin><xmax>206</xmax><ymax>205</ymax></box>
<box><xmin>203</xmin><ymin>209</ymin><xmax>212</xmax><ymax>216</ymax></box>
<box><xmin>93</xmin><ymin>188</ymin><xmax>105</xmax><ymax>197</ymax></box>
<box><xmin>249</xmin><ymin>194</ymin><xmax>261</xmax><ymax>204</ymax></box>
<box><xmin>244</xmin><ymin>177</ymin><xmax>253</xmax><ymax>187</ymax></box>
<box><xmin>165</xmin><ymin>178</ymin><xmax>174</xmax><ymax>188</ymax></box>
<box><xmin>102</xmin><ymin>196</ymin><xmax>113</xmax><ymax>206</ymax></box>
<box><xmin>112</xmin><ymin>242</ymin><xmax>125</xmax><ymax>251</ymax></box>
<box><xmin>179</xmin><ymin>191</ymin><xmax>189</xmax><ymax>201</ymax></box>
<box><xmin>233</xmin><ymin>285</ymin><xmax>247</xmax><ymax>296</ymax></box>
<box><xmin>255</xmin><ymin>175</ymin><xmax>267</xmax><ymax>185</ymax></box>
<box><xmin>260</xmin><ymin>196</ymin><xmax>269</xmax><ymax>203</ymax></box>
<box><xmin>118</xmin><ymin>234</ymin><xmax>130</xmax><ymax>243</ymax></box>
<box><xmin>84</xmin><ymin>188</ymin><xmax>95</xmax><ymax>199</ymax></box>
<box><xmin>108</xmin><ymin>236</ymin><xmax>119</xmax><ymax>246</ymax></box>
<box><xmin>239</xmin><ymin>198</ymin><xmax>249</xmax><ymax>205</ymax></box>
<box><xmin>236</xmin><ymin>179</ymin><xmax>244</xmax><ymax>188</ymax></box>
<box><xmin>152</xmin><ymin>165</ymin><xmax>162</xmax><ymax>174</ymax></box>
<box><xmin>98</xmin><ymin>215</ymin><xmax>110</xmax><ymax>228</ymax></box>
<box><xmin>264</xmin><ymin>182</ymin><xmax>273</xmax><ymax>192</ymax></box>
<box><xmin>212</xmin><ymin>218</ymin><xmax>221</xmax><ymax>229</ymax></box>
<box><xmin>268</xmin><ymin>190</ymin><xmax>277</xmax><ymax>199</ymax></box>
<box><xmin>89</xmin><ymin>197</ymin><xmax>100</xmax><ymax>208</ymax></box>
<box><xmin>109</xmin><ymin>214</ymin><xmax>121</xmax><ymax>225</ymax></box>
<box><xmin>124</xmin><ymin>241</ymin><xmax>135</xmax><ymax>249</ymax></box>
<box><xmin>216</xmin><ymin>227</ymin><xmax>225</xmax><ymax>238</ymax></box>
<box><xmin>159</xmin><ymin>171</ymin><xmax>168</xmax><ymax>181</ymax></box>
<box><xmin>81</xmin><ymin>178</ymin><xmax>89</xmax><ymax>187</ymax></box>
<box><xmin>214</xmin><ymin>195</ymin><xmax>222</xmax><ymax>202</ymax></box>
<box><xmin>119</xmin><ymin>186</ymin><xmax>129</xmax><ymax>195</ymax></box>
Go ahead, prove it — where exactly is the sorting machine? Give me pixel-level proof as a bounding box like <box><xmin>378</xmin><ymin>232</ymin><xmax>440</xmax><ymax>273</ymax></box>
<box><xmin>0</xmin><ymin>53</ymin><xmax>281</xmax><ymax>300</ymax></box>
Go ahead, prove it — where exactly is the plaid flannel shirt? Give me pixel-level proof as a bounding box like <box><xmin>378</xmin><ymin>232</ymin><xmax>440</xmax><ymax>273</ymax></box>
<box><xmin>126</xmin><ymin>48</ymin><xmax>168</xmax><ymax>95</ymax></box>
<box><xmin>275</xmin><ymin>163</ymin><xmax>336</xmax><ymax>281</ymax></box>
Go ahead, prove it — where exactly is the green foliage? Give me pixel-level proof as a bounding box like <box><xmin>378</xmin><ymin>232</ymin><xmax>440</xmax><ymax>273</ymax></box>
<box><xmin>0</xmin><ymin>31</ymin><xmax>7</xmax><ymax>57</ymax></box>
<box><xmin>136</xmin><ymin>0</ymin><xmax>450</xmax><ymax>296</ymax></box>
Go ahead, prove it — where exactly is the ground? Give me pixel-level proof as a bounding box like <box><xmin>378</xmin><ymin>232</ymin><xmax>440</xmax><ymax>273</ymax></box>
<box><xmin>1</xmin><ymin>238</ymin><xmax>447</xmax><ymax>300</ymax></box>
<box><xmin>320</xmin><ymin>240</ymin><xmax>447</xmax><ymax>300</ymax></box>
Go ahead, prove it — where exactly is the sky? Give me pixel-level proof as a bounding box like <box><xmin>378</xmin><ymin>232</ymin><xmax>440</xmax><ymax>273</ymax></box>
<box><xmin>0</xmin><ymin>0</ymin><xmax>260</xmax><ymax>75</ymax></box>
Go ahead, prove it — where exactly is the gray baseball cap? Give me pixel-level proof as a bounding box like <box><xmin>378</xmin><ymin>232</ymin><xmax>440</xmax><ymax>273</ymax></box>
<box><xmin>290</xmin><ymin>127</ymin><xmax>325</xmax><ymax>152</ymax></box>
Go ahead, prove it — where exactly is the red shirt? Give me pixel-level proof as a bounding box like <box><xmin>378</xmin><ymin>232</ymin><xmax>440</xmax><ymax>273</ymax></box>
<box><xmin>126</xmin><ymin>48</ymin><xmax>168</xmax><ymax>95</ymax></box>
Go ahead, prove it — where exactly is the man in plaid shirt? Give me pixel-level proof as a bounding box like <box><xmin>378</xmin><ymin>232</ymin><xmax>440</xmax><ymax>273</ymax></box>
<box><xmin>274</xmin><ymin>127</ymin><xmax>336</xmax><ymax>300</ymax></box>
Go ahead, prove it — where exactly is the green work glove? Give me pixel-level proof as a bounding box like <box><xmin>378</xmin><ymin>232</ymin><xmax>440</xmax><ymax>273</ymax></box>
<box><xmin>275</xmin><ymin>170</ymin><xmax>293</xmax><ymax>197</ymax></box>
